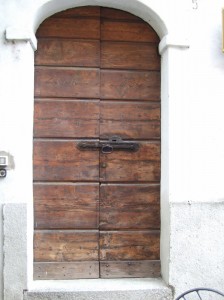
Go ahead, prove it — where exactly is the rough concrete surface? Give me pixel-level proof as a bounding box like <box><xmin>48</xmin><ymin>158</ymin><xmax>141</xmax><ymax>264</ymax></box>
<box><xmin>3</xmin><ymin>203</ymin><xmax>27</xmax><ymax>300</ymax></box>
<box><xmin>24</xmin><ymin>289</ymin><xmax>172</xmax><ymax>300</ymax></box>
<box><xmin>170</xmin><ymin>202</ymin><xmax>224</xmax><ymax>297</ymax></box>
<box><xmin>24</xmin><ymin>278</ymin><xmax>172</xmax><ymax>300</ymax></box>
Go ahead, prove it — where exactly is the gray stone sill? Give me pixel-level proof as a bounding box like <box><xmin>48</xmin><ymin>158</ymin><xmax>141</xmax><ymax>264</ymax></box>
<box><xmin>24</xmin><ymin>278</ymin><xmax>172</xmax><ymax>300</ymax></box>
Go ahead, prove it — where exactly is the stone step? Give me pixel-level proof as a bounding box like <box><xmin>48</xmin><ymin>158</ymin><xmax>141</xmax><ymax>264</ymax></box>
<box><xmin>24</xmin><ymin>279</ymin><xmax>172</xmax><ymax>300</ymax></box>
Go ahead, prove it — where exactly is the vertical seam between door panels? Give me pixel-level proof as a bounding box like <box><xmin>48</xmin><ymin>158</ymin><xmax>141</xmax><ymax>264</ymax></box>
<box><xmin>99</xmin><ymin>6</ymin><xmax>102</xmax><ymax>278</ymax></box>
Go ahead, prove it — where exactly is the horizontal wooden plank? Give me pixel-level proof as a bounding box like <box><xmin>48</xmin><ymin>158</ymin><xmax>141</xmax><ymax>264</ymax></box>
<box><xmin>34</xmin><ymin>230</ymin><xmax>99</xmax><ymax>262</ymax></box>
<box><xmin>34</xmin><ymin>262</ymin><xmax>99</xmax><ymax>279</ymax></box>
<box><xmin>34</xmin><ymin>183</ymin><xmax>99</xmax><ymax>229</ymax></box>
<box><xmin>101</xmin><ymin>70</ymin><xmax>160</xmax><ymax>101</ymax></box>
<box><xmin>34</xmin><ymin>100</ymin><xmax>100</xmax><ymax>138</ymax></box>
<box><xmin>36</xmin><ymin>18</ymin><xmax>100</xmax><ymax>39</ymax></box>
<box><xmin>100</xmin><ymin>120</ymin><xmax>160</xmax><ymax>140</ymax></box>
<box><xmin>100</xmin><ymin>184</ymin><xmax>160</xmax><ymax>229</ymax></box>
<box><xmin>100</xmin><ymin>142</ymin><xmax>160</xmax><ymax>182</ymax></box>
<box><xmin>35</xmin><ymin>39</ymin><xmax>100</xmax><ymax>67</ymax></box>
<box><xmin>101</xmin><ymin>42</ymin><xmax>160</xmax><ymax>70</ymax></box>
<box><xmin>100</xmin><ymin>260</ymin><xmax>160</xmax><ymax>278</ymax></box>
<box><xmin>100</xmin><ymin>101</ymin><xmax>160</xmax><ymax>139</ymax></box>
<box><xmin>33</xmin><ymin>140</ymin><xmax>99</xmax><ymax>181</ymax></box>
<box><xmin>100</xmin><ymin>101</ymin><xmax>160</xmax><ymax>121</ymax></box>
<box><xmin>100</xmin><ymin>231</ymin><xmax>160</xmax><ymax>261</ymax></box>
<box><xmin>35</xmin><ymin>67</ymin><xmax>100</xmax><ymax>98</ymax></box>
<box><xmin>101</xmin><ymin>8</ymin><xmax>141</xmax><ymax>21</ymax></box>
<box><xmin>100</xmin><ymin>184</ymin><xmax>160</xmax><ymax>204</ymax></box>
<box><xmin>101</xmin><ymin>21</ymin><xmax>159</xmax><ymax>43</ymax></box>
<box><xmin>53</xmin><ymin>6</ymin><xmax>100</xmax><ymax>18</ymax></box>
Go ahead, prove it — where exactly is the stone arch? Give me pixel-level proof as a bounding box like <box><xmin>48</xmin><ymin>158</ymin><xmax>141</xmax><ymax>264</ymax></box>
<box><xmin>33</xmin><ymin>0</ymin><xmax>168</xmax><ymax>39</ymax></box>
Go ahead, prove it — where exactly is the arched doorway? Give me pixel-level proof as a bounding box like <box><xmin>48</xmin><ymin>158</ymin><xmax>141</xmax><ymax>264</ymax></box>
<box><xmin>33</xmin><ymin>6</ymin><xmax>161</xmax><ymax>280</ymax></box>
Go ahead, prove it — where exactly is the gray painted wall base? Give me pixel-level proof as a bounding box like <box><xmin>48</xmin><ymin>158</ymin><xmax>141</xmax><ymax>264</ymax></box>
<box><xmin>3</xmin><ymin>203</ymin><xmax>27</xmax><ymax>300</ymax></box>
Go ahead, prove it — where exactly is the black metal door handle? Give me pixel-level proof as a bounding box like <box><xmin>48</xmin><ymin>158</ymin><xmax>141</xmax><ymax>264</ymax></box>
<box><xmin>77</xmin><ymin>136</ymin><xmax>139</xmax><ymax>153</ymax></box>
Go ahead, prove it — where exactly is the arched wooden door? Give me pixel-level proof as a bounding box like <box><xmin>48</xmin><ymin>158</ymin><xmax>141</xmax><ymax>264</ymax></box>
<box><xmin>33</xmin><ymin>6</ymin><xmax>161</xmax><ymax>280</ymax></box>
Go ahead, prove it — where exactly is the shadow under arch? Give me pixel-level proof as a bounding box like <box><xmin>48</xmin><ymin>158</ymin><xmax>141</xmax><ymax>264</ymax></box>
<box><xmin>33</xmin><ymin>0</ymin><xmax>168</xmax><ymax>39</ymax></box>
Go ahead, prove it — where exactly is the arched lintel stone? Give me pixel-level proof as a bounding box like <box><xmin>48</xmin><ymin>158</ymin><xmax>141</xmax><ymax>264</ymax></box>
<box><xmin>4</xmin><ymin>0</ymin><xmax>190</xmax><ymax>53</ymax></box>
<box><xmin>32</xmin><ymin>0</ymin><xmax>168</xmax><ymax>38</ymax></box>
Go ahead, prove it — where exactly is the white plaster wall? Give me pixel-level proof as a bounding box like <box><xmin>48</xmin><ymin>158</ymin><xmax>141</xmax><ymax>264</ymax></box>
<box><xmin>168</xmin><ymin>0</ymin><xmax>224</xmax><ymax>296</ymax></box>
<box><xmin>0</xmin><ymin>2</ymin><xmax>35</xmax><ymax>298</ymax></box>
<box><xmin>187</xmin><ymin>0</ymin><xmax>224</xmax><ymax>203</ymax></box>
<box><xmin>166</xmin><ymin>1</ymin><xmax>224</xmax><ymax>296</ymax></box>
<box><xmin>0</xmin><ymin>0</ymin><xmax>224</xmax><ymax>299</ymax></box>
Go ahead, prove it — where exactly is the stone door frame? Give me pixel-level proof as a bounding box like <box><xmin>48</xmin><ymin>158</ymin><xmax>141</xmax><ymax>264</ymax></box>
<box><xmin>3</xmin><ymin>1</ymin><xmax>190</xmax><ymax>299</ymax></box>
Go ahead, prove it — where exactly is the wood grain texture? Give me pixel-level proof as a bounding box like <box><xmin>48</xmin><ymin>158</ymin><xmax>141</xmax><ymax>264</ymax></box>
<box><xmin>33</xmin><ymin>140</ymin><xmax>99</xmax><ymax>181</ymax></box>
<box><xmin>101</xmin><ymin>8</ymin><xmax>141</xmax><ymax>21</ymax></box>
<box><xmin>35</xmin><ymin>67</ymin><xmax>100</xmax><ymax>98</ymax></box>
<box><xmin>101</xmin><ymin>42</ymin><xmax>160</xmax><ymax>70</ymax></box>
<box><xmin>100</xmin><ymin>260</ymin><xmax>160</xmax><ymax>278</ymax></box>
<box><xmin>101</xmin><ymin>70</ymin><xmax>160</xmax><ymax>101</ymax></box>
<box><xmin>53</xmin><ymin>6</ymin><xmax>100</xmax><ymax>18</ymax></box>
<box><xmin>100</xmin><ymin>184</ymin><xmax>160</xmax><ymax>229</ymax></box>
<box><xmin>101</xmin><ymin>21</ymin><xmax>159</xmax><ymax>42</ymax></box>
<box><xmin>34</xmin><ymin>183</ymin><xmax>99</xmax><ymax>229</ymax></box>
<box><xmin>35</xmin><ymin>39</ymin><xmax>100</xmax><ymax>67</ymax></box>
<box><xmin>34</xmin><ymin>230</ymin><xmax>99</xmax><ymax>262</ymax></box>
<box><xmin>34</xmin><ymin>100</ymin><xmax>100</xmax><ymax>138</ymax></box>
<box><xmin>100</xmin><ymin>231</ymin><xmax>160</xmax><ymax>261</ymax></box>
<box><xmin>100</xmin><ymin>142</ymin><xmax>160</xmax><ymax>182</ymax></box>
<box><xmin>34</xmin><ymin>262</ymin><xmax>99</xmax><ymax>279</ymax></box>
<box><xmin>100</xmin><ymin>101</ymin><xmax>160</xmax><ymax>139</ymax></box>
<box><xmin>100</xmin><ymin>101</ymin><xmax>160</xmax><ymax>121</ymax></box>
<box><xmin>36</xmin><ymin>18</ymin><xmax>100</xmax><ymax>39</ymax></box>
<box><xmin>34</xmin><ymin>6</ymin><xmax>161</xmax><ymax>280</ymax></box>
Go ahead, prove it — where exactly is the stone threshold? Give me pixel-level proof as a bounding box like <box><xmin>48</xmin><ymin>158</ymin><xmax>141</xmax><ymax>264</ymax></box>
<box><xmin>24</xmin><ymin>278</ymin><xmax>172</xmax><ymax>300</ymax></box>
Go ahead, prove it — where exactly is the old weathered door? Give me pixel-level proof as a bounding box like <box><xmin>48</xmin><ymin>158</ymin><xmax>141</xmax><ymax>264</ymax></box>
<box><xmin>33</xmin><ymin>6</ymin><xmax>161</xmax><ymax>279</ymax></box>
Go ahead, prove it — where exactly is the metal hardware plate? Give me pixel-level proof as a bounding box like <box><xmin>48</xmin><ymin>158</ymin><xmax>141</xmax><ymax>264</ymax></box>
<box><xmin>77</xmin><ymin>136</ymin><xmax>139</xmax><ymax>153</ymax></box>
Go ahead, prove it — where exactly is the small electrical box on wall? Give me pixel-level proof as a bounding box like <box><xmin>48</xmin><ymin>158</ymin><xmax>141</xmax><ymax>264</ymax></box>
<box><xmin>223</xmin><ymin>8</ymin><xmax>224</xmax><ymax>52</ymax></box>
<box><xmin>0</xmin><ymin>155</ymin><xmax>8</xmax><ymax>178</ymax></box>
<box><xmin>0</xmin><ymin>156</ymin><xmax>8</xmax><ymax>167</ymax></box>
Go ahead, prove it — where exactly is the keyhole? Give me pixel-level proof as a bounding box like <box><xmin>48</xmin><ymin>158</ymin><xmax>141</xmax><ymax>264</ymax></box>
<box><xmin>101</xmin><ymin>145</ymin><xmax>113</xmax><ymax>154</ymax></box>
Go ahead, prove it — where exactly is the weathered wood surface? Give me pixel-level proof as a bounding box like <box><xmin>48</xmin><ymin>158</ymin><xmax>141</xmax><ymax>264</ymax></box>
<box><xmin>101</xmin><ymin>21</ymin><xmax>159</xmax><ymax>42</ymax></box>
<box><xmin>34</xmin><ymin>6</ymin><xmax>161</xmax><ymax>280</ymax></box>
<box><xmin>53</xmin><ymin>6</ymin><xmax>100</xmax><ymax>18</ymax></box>
<box><xmin>100</xmin><ymin>101</ymin><xmax>160</xmax><ymax>121</ymax></box>
<box><xmin>34</xmin><ymin>100</ymin><xmax>100</xmax><ymax>138</ymax></box>
<box><xmin>101</xmin><ymin>42</ymin><xmax>160</xmax><ymax>70</ymax></box>
<box><xmin>100</xmin><ymin>101</ymin><xmax>160</xmax><ymax>139</ymax></box>
<box><xmin>34</xmin><ymin>230</ymin><xmax>99</xmax><ymax>262</ymax></box>
<box><xmin>36</xmin><ymin>18</ymin><xmax>100</xmax><ymax>39</ymax></box>
<box><xmin>100</xmin><ymin>142</ymin><xmax>160</xmax><ymax>182</ymax></box>
<box><xmin>33</xmin><ymin>140</ymin><xmax>99</xmax><ymax>181</ymax></box>
<box><xmin>100</xmin><ymin>184</ymin><xmax>160</xmax><ymax>229</ymax></box>
<box><xmin>101</xmin><ymin>70</ymin><xmax>160</xmax><ymax>101</ymax></box>
<box><xmin>35</xmin><ymin>67</ymin><xmax>100</xmax><ymax>98</ymax></box>
<box><xmin>101</xmin><ymin>8</ymin><xmax>141</xmax><ymax>21</ymax></box>
<box><xmin>100</xmin><ymin>231</ymin><xmax>160</xmax><ymax>261</ymax></box>
<box><xmin>34</xmin><ymin>262</ymin><xmax>99</xmax><ymax>279</ymax></box>
<box><xmin>100</xmin><ymin>260</ymin><xmax>160</xmax><ymax>278</ymax></box>
<box><xmin>34</xmin><ymin>183</ymin><xmax>99</xmax><ymax>229</ymax></box>
<box><xmin>35</xmin><ymin>40</ymin><xmax>100</xmax><ymax>67</ymax></box>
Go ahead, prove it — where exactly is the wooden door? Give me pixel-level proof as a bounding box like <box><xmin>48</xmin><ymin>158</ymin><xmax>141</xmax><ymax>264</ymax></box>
<box><xmin>33</xmin><ymin>6</ymin><xmax>161</xmax><ymax>280</ymax></box>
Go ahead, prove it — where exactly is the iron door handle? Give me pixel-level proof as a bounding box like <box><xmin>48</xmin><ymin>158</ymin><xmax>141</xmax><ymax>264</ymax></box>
<box><xmin>77</xmin><ymin>136</ymin><xmax>139</xmax><ymax>153</ymax></box>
